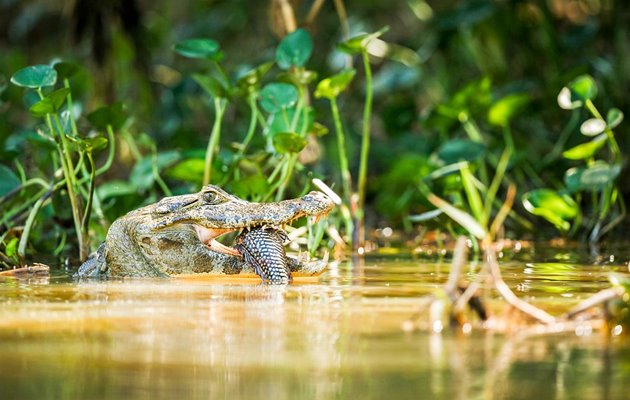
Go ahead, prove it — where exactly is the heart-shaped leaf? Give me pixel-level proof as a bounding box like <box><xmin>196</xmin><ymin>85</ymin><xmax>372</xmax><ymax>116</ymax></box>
<box><xmin>272</xmin><ymin>132</ymin><xmax>307</xmax><ymax>153</ymax></box>
<box><xmin>259</xmin><ymin>83</ymin><xmax>298</xmax><ymax>113</ymax></box>
<box><xmin>568</xmin><ymin>74</ymin><xmax>597</xmax><ymax>102</ymax></box>
<box><xmin>579</xmin><ymin>161</ymin><xmax>621</xmax><ymax>191</ymax></box>
<box><xmin>557</xmin><ymin>87</ymin><xmax>581</xmax><ymax>110</ymax></box>
<box><xmin>276</xmin><ymin>29</ymin><xmax>313</xmax><ymax>70</ymax></box>
<box><xmin>54</xmin><ymin>62</ymin><xmax>81</xmax><ymax>80</ymax></box>
<box><xmin>29</xmin><ymin>87</ymin><xmax>71</xmax><ymax>117</ymax></box>
<box><xmin>174</xmin><ymin>38</ymin><xmax>223</xmax><ymax>61</ymax></box>
<box><xmin>338</xmin><ymin>26</ymin><xmax>389</xmax><ymax>55</ymax></box>
<box><xmin>606</xmin><ymin>108</ymin><xmax>624</xmax><ymax>129</ymax></box>
<box><xmin>315</xmin><ymin>69</ymin><xmax>356</xmax><ymax>99</ymax></box>
<box><xmin>11</xmin><ymin>65</ymin><xmax>57</xmax><ymax>88</ymax></box>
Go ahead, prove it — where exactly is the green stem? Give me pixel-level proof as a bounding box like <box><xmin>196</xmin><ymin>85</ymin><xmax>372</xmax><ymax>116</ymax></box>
<box><xmin>585</xmin><ymin>99</ymin><xmax>621</xmax><ymax>163</ymax></box>
<box><xmin>237</xmin><ymin>95</ymin><xmax>260</xmax><ymax>157</ymax></box>
<box><xmin>203</xmin><ymin>98</ymin><xmax>228</xmax><ymax>186</ymax></box>
<box><xmin>330</xmin><ymin>97</ymin><xmax>354</xmax><ymax>241</ymax></box>
<box><xmin>356</xmin><ymin>50</ymin><xmax>373</xmax><ymax>249</ymax></box>
<box><xmin>80</xmin><ymin>152</ymin><xmax>96</xmax><ymax>249</ymax></box>
<box><xmin>17</xmin><ymin>189</ymin><xmax>51</xmax><ymax>261</ymax></box>
<box><xmin>63</xmin><ymin>78</ymin><xmax>79</xmax><ymax>137</ymax></box>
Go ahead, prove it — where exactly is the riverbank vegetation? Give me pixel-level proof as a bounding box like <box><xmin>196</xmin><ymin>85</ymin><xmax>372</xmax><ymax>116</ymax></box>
<box><xmin>0</xmin><ymin>0</ymin><xmax>629</xmax><ymax>267</ymax></box>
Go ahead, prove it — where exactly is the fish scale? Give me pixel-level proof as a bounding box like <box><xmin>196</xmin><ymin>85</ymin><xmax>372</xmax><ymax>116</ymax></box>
<box><xmin>235</xmin><ymin>227</ymin><xmax>292</xmax><ymax>284</ymax></box>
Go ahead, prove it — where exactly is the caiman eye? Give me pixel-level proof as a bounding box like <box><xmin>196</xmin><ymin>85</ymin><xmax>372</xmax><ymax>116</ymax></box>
<box><xmin>202</xmin><ymin>190</ymin><xmax>225</xmax><ymax>205</ymax></box>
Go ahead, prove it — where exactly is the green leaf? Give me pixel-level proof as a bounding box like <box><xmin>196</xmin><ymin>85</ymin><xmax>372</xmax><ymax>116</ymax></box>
<box><xmin>29</xmin><ymin>87</ymin><xmax>71</xmax><ymax>117</ymax></box>
<box><xmin>579</xmin><ymin>161</ymin><xmax>621</xmax><ymax>191</ymax></box>
<box><xmin>579</xmin><ymin>118</ymin><xmax>606</xmax><ymax>136</ymax></box>
<box><xmin>96</xmin><ymin>180</ymin><xmax>137</xmax><ymax>200</ymax></box>
<box><xmin>460</xmin><ymin>165</ymin><xmax>485</xmax><ymax>226</ymax></box>
<box><xmin>522</xmin><ymin>189</ymin><xmax>578</xmax><ymax>232</ymax></box>
<box><xmin>131</xmin><ymin>151</ymin><xmax>181</xmax><ymax>191</ymax></box>
<box><xmin>562</xmin><ymin>134</ymin><xmax>606</xmax><ymax>160</ymax></box>
<box><xmin>66</xmin><ymin>135</ymin><xmax>108</xmax><ymax>153</ymax></box>
<box><xmin>166</xmin><ymin>158</ymin><xmax>205</xmax><ymax>185</ymax></box>
<box><xmin>277</xmin><ymin>69</ymin><xmax>318</xmax><ymax>86</ymax></box>
<box><xmin>259</xmin><ymin>83</ymin><xmax>298</xmax><ymax>113</ymax></box>
<box><xmin>272</xmin><ymin>132</ymin><xmax>307</xmax><ymax>153</ymax></box>
<box><xmin>229</xmin><ymin>174</ymin><xmax>270</xmax><ymax>198</ymax></box>
<box><xmin>174</xmin><ymin>38</ymin><xmax>223</xmax><ymax>61</ymax></box>
<box><xmin>0</xmin><ymin>164</ymin><xmax>21</xmax><ymax>196</ymax></box>
<box><xmin>314</xmin><ymin>69</ymin><xmax>356</xmax><ymax>99</ymax></box>
<box><xmin>606</xmin><ymin>108</ymin><xmax>624</xmax><ymax>129</ymax></box>
<box><xmin>87</xmin><ymin>102</ymin><xmax>127</xmax><ymax>131</ymax></box>
<box><xmin>236</xmin><ymin>62</ymin><xmax>274</xmax><ymax>94</ymax></box>
<box><xmin>276</xmin><ymin>29</ymin><xmax>313</xmax><ymax>70</ymax></box>
<box><xmin>192</xmin><ymin>73</ymin><xmax>227</xmax><ymax>99</ymax></box>
<box><xmin>487</xmin><ymin>93</ymin><xmax>530</xmax><ymax>127</ymax></box>
<box><xmin>337</xmin><ymin>26</ymin><xmax>389</xmax><ymax>55</ymax></box>
<box><xmin>54</xmin><ymin>62</ymin><xmax>81</xmax><ymax>80</ymax></box>
<box><xmin>11</xmin><ymin>65</ymin><xmax>57</xmax><ymax>88</ymax></box>
<box><xmin>265</xmin><ymin>107</ymin><xmax>313</xmax><ymax>137</ymax></box>
<box><xmin>4</xmin><ymin>237</ymin><xmax>19</xmax><ymax>259</ymax></box>
<box><xmin>436</xmin><ymin>139</ymin><xmax>486</xmax><ymax>164</ymax></box>
<box><xmin>568</xmin><ymin>74</ymin><xmax>597</xmax><ymax>102</ymax></box>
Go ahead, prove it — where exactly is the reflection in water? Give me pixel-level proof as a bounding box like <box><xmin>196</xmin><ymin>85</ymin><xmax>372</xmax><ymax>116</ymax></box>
<box><xmin>0</xmin><ymin>255</ymin><xmax>629</xmax><ymax>399</ymax></box>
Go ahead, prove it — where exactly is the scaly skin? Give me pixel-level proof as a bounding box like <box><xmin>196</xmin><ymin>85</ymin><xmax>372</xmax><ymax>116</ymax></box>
<box><xmin>77</xmin><ymin>185</ymin><xmax>334</xmax><ymax>279</ymax></box>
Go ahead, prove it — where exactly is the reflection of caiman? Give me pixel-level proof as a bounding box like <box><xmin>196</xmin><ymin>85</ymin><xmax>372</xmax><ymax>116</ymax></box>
<box><xmin>77</xmin><ymin>185</ymin><xmax>334</xmax><ymax>283</ymax></box>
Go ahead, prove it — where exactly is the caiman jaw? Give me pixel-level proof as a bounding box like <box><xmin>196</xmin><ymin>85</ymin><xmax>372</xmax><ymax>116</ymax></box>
<box><xmin>193</xmin><ymin>226</ymin><xmax>241</xmax><ymax>256</ymax></box>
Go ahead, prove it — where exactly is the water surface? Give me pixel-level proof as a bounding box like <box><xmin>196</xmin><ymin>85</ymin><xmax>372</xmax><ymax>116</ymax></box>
<box><xmin>1</xmin><ymin>246</ymin><xmax>629</xmax><ymax>400</ymax></box>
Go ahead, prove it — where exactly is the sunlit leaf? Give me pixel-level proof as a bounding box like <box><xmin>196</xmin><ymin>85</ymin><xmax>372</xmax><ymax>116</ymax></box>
<box><xmin>259</xmin><ymin>83</ymin><xmax>298</xmax><ymax>113</ymax></box>
<box><xmin>337</xmin><ymin>26</ymin><xmax>389</xmax><ymax>54</ymax></box>
<box><xmin>66</xmin><ymin>135</ymin><xmax>108</xmax><ymax>153</ymax></box>
<box><xmin>29</xmin><ymin>87</ymin><xmax>70</xmax><ymax>117</ymax></box>
<box><xmin>568</xmin><ymin>74</ymin><xmax>597</xmax><ymax>102</ymax></box>
<box><xmin>522</xmin><ymin>189</ymin><xmax>578</xmax><ymax>232</ymax></box>
<box><xmin>166</xmin><ymin>158</ymin><xmax>205</xmax><ymax>185</ymax></box>
<box><xmin>314</xmin><ymin>69</ymin><xmax>356</xmax><ymax>99</ymax></box>
<box><xmin>11</xmin><ymin>65</ymin><xmax>57</xmax><ymax>88</ymax></box>
<box><xmin>272</xmin><ymin>132</ymin><xmax>307</xmax><ymax>153</ymax></box>
<box><xmin>0</xmin><ymin>164</ymin><xmax>20</xmax><ymax>196</ymax></box>
<box><xmin>276</xmin><ymin>29</ymin><xmax>313</xmax><ymax>70</ymax></box>
<box><xmin>606</xmin><ymin>108</ymin><xmax>624</xmax><ymax>129</ymax></box>
<box><xmin>487</xmin><ymin>93</ymin><xmax>530</xmax><ymax>127</ymax></box>
<box><xmin>562</xmin><ymin>134</ymin><xmax>606</xmax><ymax>160</ymax></box>
<box><xmin>579</xmin><ymin>118</ymin><xmax>606</xmax><ymax>136</ymax></box>
<box><xmin>174</xmin><ymin>38</ymin><xmax>223</xmax><ymax>61</ymax></box>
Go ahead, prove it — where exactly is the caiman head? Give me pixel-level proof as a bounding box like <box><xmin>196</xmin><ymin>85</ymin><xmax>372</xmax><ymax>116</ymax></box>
<box><xmin>150</xmin><ymin>185</ymin><xmax>334</xmax><ymax>258</ymax></box>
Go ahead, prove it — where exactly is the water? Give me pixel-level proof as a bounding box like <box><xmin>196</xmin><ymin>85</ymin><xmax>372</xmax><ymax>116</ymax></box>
<box><xmin>1</xmin><ymin>246</ymin><xmax>629</xmax><ymax>400</ymax></box>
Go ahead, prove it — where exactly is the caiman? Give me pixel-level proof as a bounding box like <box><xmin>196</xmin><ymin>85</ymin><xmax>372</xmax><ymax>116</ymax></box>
<box><xmin>77</xmin><ymin>185</ymin><xmax>334</xmax><ymax>283</ymax></box>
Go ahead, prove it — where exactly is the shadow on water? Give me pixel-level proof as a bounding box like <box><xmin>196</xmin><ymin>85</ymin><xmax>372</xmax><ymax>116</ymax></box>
<box><xmin>0</xmin><ymin>243</ymin><xmax>629</xmax><ymax>399</ymax></box>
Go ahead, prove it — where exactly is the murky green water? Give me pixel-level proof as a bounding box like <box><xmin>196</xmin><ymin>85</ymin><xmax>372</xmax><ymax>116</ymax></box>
<box><xmin>1</xmin><ymin>245</ymin><xmax>629</xmax><ymax>400</ymax></box>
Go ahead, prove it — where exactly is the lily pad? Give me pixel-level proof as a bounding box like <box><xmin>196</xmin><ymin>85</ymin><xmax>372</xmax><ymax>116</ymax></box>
<box><xmin>11</xmin><ymin>65</ymin><xmax>57</xmax><ymax>88</ymax></box>
<box><xmin>276</xmin><ymin>29</ymin><xmax>313</xmax><ymax>70</ymax></box>
<box><xmin>259</xmin><ymin>83</ymin><xmax>298</xmax><ymax>113</ymax></box>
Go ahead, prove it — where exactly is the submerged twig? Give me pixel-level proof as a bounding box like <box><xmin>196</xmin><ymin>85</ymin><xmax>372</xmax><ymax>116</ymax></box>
<box><xmin>564</xmin><ymin>287</ymin><xmax>622</xmax><ymax>320</ymax></box>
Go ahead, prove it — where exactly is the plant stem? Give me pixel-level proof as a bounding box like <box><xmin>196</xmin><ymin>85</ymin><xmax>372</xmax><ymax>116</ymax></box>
<box><xmin>585</xmin><ymin>99</ymin><xmax>621</xmax><ymax>163</ymax></box>
<box><xmin>203</xmin><ymin>97</ymin><xmax>228</xmax><ymax>185</ymax></box>
<box><xmin>17</xmin><ymin>189</ymin><xmax>51</xmax><ymax>261</ymax></box>
<box><xmin>80</xmin><ymin>152</ymin><xmax>96</xmax><ymax>251</ymax></box>
<box><xmin>330</xmin><ymin>97</ymin><xmax>354</xmax><ymax>242</ymax></box>
<box><xmin>356</xmin><ymin>50</ymin><xmax>373</xmax><ymax>250</ymax></box>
